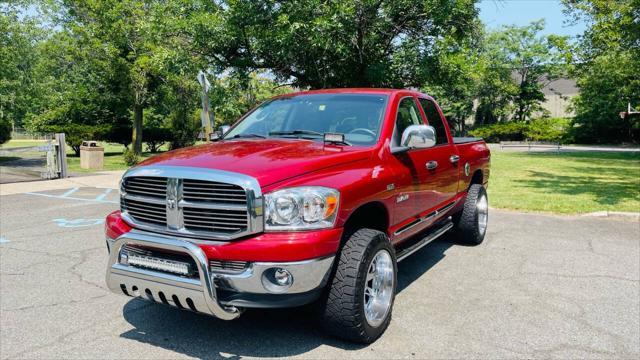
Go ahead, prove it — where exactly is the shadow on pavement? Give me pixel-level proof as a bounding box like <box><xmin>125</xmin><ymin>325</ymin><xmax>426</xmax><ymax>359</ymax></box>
<box><xmin>120</xmin><ymin>235</ymin><xmax>456</xmax><ymax>358</ymax></box>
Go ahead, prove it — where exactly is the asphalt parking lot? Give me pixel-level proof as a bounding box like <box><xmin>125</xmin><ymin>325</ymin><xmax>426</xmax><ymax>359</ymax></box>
<box><xmin>1</xmin><ymin>185</ymin><xmax>638</xmax><ymax>359</ymax></box>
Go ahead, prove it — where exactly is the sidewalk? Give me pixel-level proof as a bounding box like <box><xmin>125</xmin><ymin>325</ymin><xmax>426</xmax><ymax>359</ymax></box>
<box><xmin>0</xmin><ymin>170</ymin><xmax>124</xmax><ymax>196</ymax></box>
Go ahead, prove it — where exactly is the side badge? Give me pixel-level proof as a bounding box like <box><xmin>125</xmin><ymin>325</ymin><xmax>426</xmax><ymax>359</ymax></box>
<box><xmin>464</xmin><ymin>162</ymin><xmax>471</xmax><ymax>177</ymax></box>
<box><xmin>396</xmin><ymin>194</ymin><xmax>409</xmax><ymax>203</ymax></box>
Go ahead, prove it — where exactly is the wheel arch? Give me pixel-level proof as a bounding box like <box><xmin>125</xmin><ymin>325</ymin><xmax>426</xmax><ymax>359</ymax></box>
<box><xmin>341</xmin><ymin>201</ymin><xmax>390</xmax><ymax>242</ymax></box>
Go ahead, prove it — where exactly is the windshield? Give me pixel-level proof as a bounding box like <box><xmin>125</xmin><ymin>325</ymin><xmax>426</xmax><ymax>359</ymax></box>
<box><xmin>224</xmin><ymin>93</ymin><xmax>388</xmax><ymax>146</ymax></box>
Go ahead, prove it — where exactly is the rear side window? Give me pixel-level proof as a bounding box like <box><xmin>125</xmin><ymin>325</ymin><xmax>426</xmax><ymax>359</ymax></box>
<box><xmin>393</xmin><ymin>97</ymin><xmax>424</xmax><ymax>146</ymax></box>
<box><xmin>418</xmin><ymin>98</ymin><xmax>449</xmax><ymax>145</ymax></box>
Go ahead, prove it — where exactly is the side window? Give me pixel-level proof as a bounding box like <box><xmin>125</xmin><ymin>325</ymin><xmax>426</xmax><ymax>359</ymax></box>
<box><xmin>418</xmin><ymin>98</ymin><xmax>449</xmax><ymax>145</ymax></box>
<box><xmin>393</xmin><ymin>97</ymin><xmax>424</xmax><ymax>146</ymax></box>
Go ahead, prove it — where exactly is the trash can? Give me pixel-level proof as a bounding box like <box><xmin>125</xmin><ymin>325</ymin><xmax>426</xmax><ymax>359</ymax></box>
<box><xmin>80</xmin><ymin>141</ymin><xmax>104</xmax><ymax>170</ymax></box>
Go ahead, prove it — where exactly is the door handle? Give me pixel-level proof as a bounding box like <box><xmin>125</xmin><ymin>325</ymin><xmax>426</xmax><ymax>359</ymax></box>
<box><xmin>450</xmin><ymin>155</ymin><xmax>460</xmax><ymax>163</ymax></box>
<box><xmin>426</xmin><ymin>161</ymin><xmax>438</xmax><ymax>170</ymax></box>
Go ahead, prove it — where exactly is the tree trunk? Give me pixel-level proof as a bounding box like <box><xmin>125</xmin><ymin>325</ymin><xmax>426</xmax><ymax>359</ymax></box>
<box><xmin>132</xmin><ymin>104</ymin><xmax>143</xmax><ymax>154</ymax></box>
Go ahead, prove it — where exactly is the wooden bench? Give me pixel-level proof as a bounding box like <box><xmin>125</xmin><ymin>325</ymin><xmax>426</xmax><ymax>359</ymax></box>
<box><xmin>500</xmin><ymin>141</ymin><xmax>561</xmax><ymax>153</ymax></box>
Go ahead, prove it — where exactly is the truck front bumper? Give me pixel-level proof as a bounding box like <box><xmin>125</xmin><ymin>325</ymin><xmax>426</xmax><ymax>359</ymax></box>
<box><xmin>106</xmin><ymin>230</ymin><xmax>335</xmax><ymax>318</ymax></box>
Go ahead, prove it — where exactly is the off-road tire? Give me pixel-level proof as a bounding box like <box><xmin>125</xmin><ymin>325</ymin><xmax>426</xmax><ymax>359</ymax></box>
<box><xmin>320</xmin><ymin>228</ymin><xmax>397</xmax><ymax>343</ymax></box>
<box><xmin>454</xmin><ymin>184</ymin><xmax>488</xmax><ymax>245</ymax></box>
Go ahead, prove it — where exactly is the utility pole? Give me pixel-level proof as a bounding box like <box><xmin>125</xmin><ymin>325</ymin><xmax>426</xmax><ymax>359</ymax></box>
<box><xmin>197</xmin><ymin>70</ymin><xmax>213</xmax><ymax>140</ymax></box>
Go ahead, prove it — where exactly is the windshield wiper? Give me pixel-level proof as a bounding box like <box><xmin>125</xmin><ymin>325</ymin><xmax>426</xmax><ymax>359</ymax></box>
<box><xmin>227</xmin><ymin>133</ymin><xmax>266</xmax><ymax>139</ymax></box>
<box><xmin>269</xmin><ymin>130</ymin><xmax>324</xmax><ymax>138</ymax></box>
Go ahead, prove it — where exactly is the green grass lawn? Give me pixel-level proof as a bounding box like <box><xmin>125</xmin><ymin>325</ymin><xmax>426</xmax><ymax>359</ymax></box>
<box><xmin>488</xmin><ymin>151</ymin><xmax>640</xmax><ymax>214</ymax></box>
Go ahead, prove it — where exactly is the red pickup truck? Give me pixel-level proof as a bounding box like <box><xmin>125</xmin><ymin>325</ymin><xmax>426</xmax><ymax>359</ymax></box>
<box><xmin>105</xmin><ymin>88</ymin><xmax>490</xmax><ymax>343</ymax></box>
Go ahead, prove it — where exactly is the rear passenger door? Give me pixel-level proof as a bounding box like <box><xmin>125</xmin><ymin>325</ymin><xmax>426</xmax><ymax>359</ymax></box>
<box><xmin>416</xmin><ymin>98</ymin><xmax>459</xmax><ymax>207</ymax></box>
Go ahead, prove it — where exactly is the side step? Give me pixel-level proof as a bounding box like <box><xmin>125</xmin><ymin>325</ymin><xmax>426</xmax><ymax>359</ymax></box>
<box><xmin>396</xmin><ymin>218</ymin><xmax>454</xmax><ymax>262</ymax></box>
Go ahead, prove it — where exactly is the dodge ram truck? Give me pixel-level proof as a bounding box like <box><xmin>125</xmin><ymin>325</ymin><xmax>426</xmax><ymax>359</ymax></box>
<box><xmin>105</xmin><ymin>88</ymin><xmax>490</xmax><ymax>343</ymax></box>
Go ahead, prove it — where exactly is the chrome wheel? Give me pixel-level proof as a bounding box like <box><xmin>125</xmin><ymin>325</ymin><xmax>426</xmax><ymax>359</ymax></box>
<box><xmin>477</xmin><ymin>193</ymin><xmax>488</xmax><ymax>236</ymax></box>
<box><xmin>363</xmin><ymin>249</ymin><xmax>394</xmax><ymax>328</ymax></box>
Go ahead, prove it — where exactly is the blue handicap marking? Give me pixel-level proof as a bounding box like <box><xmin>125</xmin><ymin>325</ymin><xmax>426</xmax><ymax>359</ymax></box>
<box><xmin>52</xmin><ymin>218</ymin><xmax>105</xmax><ymax>228</ymax></box>
<box><xmin>0</xmin><ymin>236</ymin><xmax>9</xmax><ymax>244</ymax></box>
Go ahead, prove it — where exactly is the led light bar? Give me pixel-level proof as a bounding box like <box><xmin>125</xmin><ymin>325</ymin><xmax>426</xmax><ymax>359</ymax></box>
<box><xmin>126</xmin><ymin>252</ymin><xmax>191</xmax><ymax>276</ymax></box>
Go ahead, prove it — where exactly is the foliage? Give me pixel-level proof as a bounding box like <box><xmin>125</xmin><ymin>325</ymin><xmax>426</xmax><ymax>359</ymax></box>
<box><xmin>525</xmin><ymin>118</ymin><xmax>573</xmax><ymax>142</ymax></box>
<box><xmin>469</xmin><ymin>118</ymin><xmax>572</xmax><ymax>143</ymax></box>
<box><xmin>41</xmin><ymin>123</ymin><xmax>108</xmax><ymax>156</ymax></box>
<box><xmin>122</xmin><ymin>148</ymin><xmax>139</xmax><ymax>166</ymax></box>
<box><xmin>210</xmin><ymin>73</ymin><xmax>295</xmax><ymax>126</ymax></box>
<box><xmin>189</xmin><ymin>0</ymin><xmax>480</xmax><ymax>89</ymax></box>
<box><xmin>0</xmin><ymin>6</ymin><xmax>44</xmax><ymax>129</ymax></box>
<box><xmin>563</xmin><ymin>0</ymin><xmax>640</xmax><ymax>143</ymax></box>
<box><xmin>477</xmin><ymin>20</ymin><xmax>572</xmax><ymax>123</ymax></box>
<box><xmin>468</xmin><ymin>122</ymin><xmax>528</xmax><ymax>143</ymax></box>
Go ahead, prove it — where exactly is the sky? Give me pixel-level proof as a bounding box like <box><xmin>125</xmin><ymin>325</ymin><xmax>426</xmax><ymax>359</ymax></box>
<box><xmin>478</xmin><ymin>0</ymin><xmax>587</xmax><ymax>38</ymax></box>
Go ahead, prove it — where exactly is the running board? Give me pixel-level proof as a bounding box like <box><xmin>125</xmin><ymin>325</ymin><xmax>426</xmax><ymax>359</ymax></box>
<box><xmin>396</xmin><ymin>218</ymin><xmax>454</xmax><ymax>262</ymax></box>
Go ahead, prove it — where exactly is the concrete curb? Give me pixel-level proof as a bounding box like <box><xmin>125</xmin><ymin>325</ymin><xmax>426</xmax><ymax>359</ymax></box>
<box><xmin>581</xmin><ymin>211</ymin><xmax>640</xmax><ymax>219</ymax></box>
<box><xmin>0</xmin><ymin>170</ymin><xmax>124</xmax><ymax>196</ymax></box>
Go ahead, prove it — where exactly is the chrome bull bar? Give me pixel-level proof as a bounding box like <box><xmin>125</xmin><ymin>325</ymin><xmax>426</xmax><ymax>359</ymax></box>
<box><xmin>105</xmin><ymin>231</ymin><xmax>241</xmax><ymax>320</ymax></box>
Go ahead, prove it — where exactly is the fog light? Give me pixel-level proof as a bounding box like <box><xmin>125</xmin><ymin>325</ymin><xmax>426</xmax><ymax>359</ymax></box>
<box><xmin>261</xmin><ymin>267</ymin><xmax>294</xmax><ymax>293</ymax></box>
<box><xmin>274</xmin><ymin>268</ymin><xmax>293</xmax><ymax>286</ymax></box>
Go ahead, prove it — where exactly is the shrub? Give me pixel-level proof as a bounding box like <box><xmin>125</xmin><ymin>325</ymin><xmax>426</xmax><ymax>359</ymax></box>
<box><xmin>468</xmin><ymin>122</ymin><xmax>528</xmax><ymax>142</ymax></box>
<box><xmin>525</xmin><ymin>118</ymin><xmax>572</xmax><ymax>143</ymax></box>
<box><xmin>144</xmin><ymin>127</ymin><xmax>172</xmax><ymax>153</ymax></box>
<box><xmin>469</xmin><ymin>118</ymin><xmax>573</xmax><ymax>143</ymax></box>
<box><xmin>122</xmin><ymin>148</ymin><xmax>139</xmax><ymax>166</ymax></box>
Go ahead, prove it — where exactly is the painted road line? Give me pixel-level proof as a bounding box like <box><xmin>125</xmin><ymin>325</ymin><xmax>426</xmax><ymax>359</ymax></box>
<box><xmin>0</xmin><ymin>236</ymin><xmax>9</xmax><ymax>244</ymax></box>
<box><xmin>95</xmin><ymin>188</ymin><xmax>113</xmax><ymax>201</ymax></box>
<box><xmin>60</xmin><ymin>187</ymin><xmax>80</xmax><ymax>198</ymax></box>
<box><xmin>52</xmin><ymin>218</ymin><xmax>105</xmax><ymax>228</ymax></box>
<box><xmin>25</xmin><ymin>192</ymin><xmax>118</xmax><ymax>204</ymax></box>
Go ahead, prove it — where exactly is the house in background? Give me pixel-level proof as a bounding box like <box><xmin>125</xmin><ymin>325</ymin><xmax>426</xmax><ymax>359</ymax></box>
<box><xmin>540</xmin><ymin>77</ymin><xmax>579</xmax><ymax>118</ymax></box>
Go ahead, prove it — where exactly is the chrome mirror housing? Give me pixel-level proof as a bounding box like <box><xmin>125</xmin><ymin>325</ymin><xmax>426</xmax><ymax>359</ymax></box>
<box><xmin>401</xmin><ymin>124</ymin><xmax>436</xmax><ymax>149</ymax></box>
<box><xmin>220</xmin><ymin>125</ymin><xmax>231</xmax><ymax>135</ymax></box>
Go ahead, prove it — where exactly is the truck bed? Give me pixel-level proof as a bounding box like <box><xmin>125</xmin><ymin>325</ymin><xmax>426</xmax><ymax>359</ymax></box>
<box><xmin>453</xmin><ymin>137</ymin><xmax>483</xmax><ymax>144</ymax></box>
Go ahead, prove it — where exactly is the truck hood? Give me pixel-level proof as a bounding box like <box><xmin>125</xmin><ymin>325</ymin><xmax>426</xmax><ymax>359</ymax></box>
<box><xmin>139</xmin><ymin>139</ymin><xmax>373</xmax><ymax>187</ymax></box>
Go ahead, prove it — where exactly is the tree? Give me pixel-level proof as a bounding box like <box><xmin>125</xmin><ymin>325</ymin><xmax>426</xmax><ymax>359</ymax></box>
<box><xmin>563</xmin><ymin>0</ymin><xmax>640</xmax><ymax>143</ymax></box>
<box><xmin>0</xmin><ymin>5</ymin><xmax>43</xmax><ymax>131</ymax></box>
<box><xmin>189</xmin><ymin>0</ymin><xmax>480</xmax><ymax>89</ymax></box>
<box><xmin>483</xmin><ymin>20</ymin><xmax>572</xmax><ymax>122</ymax></box>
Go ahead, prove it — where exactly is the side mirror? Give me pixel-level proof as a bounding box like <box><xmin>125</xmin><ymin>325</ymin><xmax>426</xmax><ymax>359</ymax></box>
<box><xmin>401</xmin><ymin>124</ymin><xmax>436</xmax><ymax>149</ymax></box>
<box><xmin>210</xmin><ymin>125</ymin><xmax>232</xmax><ymax>142</ymax></box>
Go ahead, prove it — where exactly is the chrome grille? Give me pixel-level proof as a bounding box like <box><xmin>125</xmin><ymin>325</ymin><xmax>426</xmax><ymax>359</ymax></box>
<box><xmin>183</xmin><ymin>179</ymin><xmax>247</xmax><ymax>204</ymax></box>
<box><xmin>183</xmin><ymin>207</ymin><xmax>248</xmax><ymax>233</ymax></box>
<box><xmin>122</xmin><ymin>177</ymin><xmax>166</xmax><ymax>198</ymax></box>
<box><xmin>119</xmin><ymin>167</ymin><xmax>263</xmax><ymax>241</ymax></box>
<box><xmin>121</xmin><ymin>197</ymin><xmax>167</xmax><ymax>226</ymax></box>
<box><xmin>209</xmin><ymin>260</ymin><xmax>248</xmax><ymax>273</ymax></box>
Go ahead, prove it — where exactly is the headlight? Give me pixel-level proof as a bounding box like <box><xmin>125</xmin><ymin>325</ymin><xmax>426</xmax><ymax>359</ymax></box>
<box><xmin>265</xmin><ymin>187</ymin><xmax>339</xmax><ymax>230</ymax></box>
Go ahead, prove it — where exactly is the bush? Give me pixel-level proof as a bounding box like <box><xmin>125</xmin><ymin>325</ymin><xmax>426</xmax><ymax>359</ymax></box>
<box><xmin>469</xmin><ymin>118</ymin><xmax>572</xmax><ymax>143</ymax></box>
<box><xmin>122</xmin><ymin>148</ymin><xmax>139</xmax><ymax>166</ymax></box>
<box><xmin>525</xmin><ymin>118</ymin><xmax>572</xmax><ymax>143</ymax></box>
<box><xmin>468</xmin><ymin>122</ymin><xmax>528</xmax><ymax>142</ymax></box>
<box><xmin>0</xmin><ymin>119</ymin><xmax>11</xmax><ymax>144</ymax></box>
<box><xmin>144</xmin><ymin>127</ymin><xmax>172</xmax><ymax>153</ymax></box>
<box><xmin>43</xmin><ymin>124</ymin><xmax>108</xmax><ymax>156</ymax></box>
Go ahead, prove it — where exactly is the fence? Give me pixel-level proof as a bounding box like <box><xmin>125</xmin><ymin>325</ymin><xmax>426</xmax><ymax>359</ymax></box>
<box><xmin>0</xmin><ymin>133</ymin><xmax>68</xmax><ymax>183</ymax></box>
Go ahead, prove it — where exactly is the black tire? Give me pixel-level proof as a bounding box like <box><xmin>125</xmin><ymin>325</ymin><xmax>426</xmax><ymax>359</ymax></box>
<box><xmin>320</xmin><ymin>228</ymin><xmax>397</xmax><ymax>343</ymax></box>
<box><xmin>454</xmin><ymin>184</ymin><xmax>489</xmax><ymax>245</ymax></box>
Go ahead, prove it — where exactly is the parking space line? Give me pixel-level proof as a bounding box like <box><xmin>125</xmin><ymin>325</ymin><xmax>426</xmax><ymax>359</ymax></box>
<box><xmin>25</xmin><ymin>192</ymin><xmax>118</xmax><ymax>204</ymax></box>
<box><xmin>0</xmin><ymin>236</ymin><xmax>9</xmax><ymax>244</ymax></box>
<box><xmin>95</xmin><ymin>188</ymin><xmax>113</xmax><ymax>201</ymax></box>
<box><xmin>60</xmin><ymin>187</ymin><xmax>80</xmax><ymax>198</ymax></box>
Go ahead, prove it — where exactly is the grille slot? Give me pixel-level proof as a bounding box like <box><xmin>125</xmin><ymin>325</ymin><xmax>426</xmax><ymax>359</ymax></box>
<box><xmin>209</xmin><ymin>260</ymin><xmax>248</xmax><ymax>273</ymax></box>
<box><xmin>183</xmin><ymin>207</ymin><xmax>248</xmax><ymax>233</ymax></box>
<box><xmin>122</xmin><ymin>198</ymin><xmax>167</xmax><ymax>226</ymax></box>
<box><xmin>122</xmin><ymin>177</ymin><xmax>167</xmax><ymax>198</ymax></box>
<box><xmin>183</xmin><ymin>179</ymin><xmax>247</xmax><ymax>204</ymax></box>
